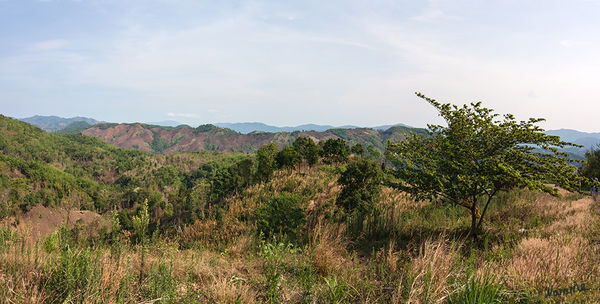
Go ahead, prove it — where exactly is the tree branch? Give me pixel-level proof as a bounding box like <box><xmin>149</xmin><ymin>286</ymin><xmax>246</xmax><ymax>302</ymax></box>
<box><xmin>477</xmin><ymin>188</ymin><xmax>498</xmax><ymax>229</ymax></box>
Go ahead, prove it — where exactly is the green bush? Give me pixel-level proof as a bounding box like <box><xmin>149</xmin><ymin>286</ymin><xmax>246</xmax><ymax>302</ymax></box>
<box><xmin>337</xmin><ymin>159</ymin><xmax>383</xmax><ymax>215</ymax></box>
<box><xmin>256</xmin><ymin>192</ymin><xmax>306</xmax><ymax>241</ymax></box>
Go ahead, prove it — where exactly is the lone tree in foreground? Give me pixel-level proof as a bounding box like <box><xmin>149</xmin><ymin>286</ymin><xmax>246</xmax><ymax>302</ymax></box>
<box><xmin>386</xmin><ymin>92</ymin><xmax>586</xmax><ymax>238</ymax></box>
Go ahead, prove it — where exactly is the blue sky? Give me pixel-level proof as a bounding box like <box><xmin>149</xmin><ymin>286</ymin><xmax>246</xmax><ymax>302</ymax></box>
<box><xmin>1</xmin><ymin>0</ymin><xmax>599</xmax><ymax>131</ymax></box>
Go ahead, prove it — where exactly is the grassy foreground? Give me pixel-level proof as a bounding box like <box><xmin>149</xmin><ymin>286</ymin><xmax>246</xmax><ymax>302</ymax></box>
<box><xmin>1</xmin><ymin>167</ymin><xmax>599</xmax><ymax>303</ymax></box>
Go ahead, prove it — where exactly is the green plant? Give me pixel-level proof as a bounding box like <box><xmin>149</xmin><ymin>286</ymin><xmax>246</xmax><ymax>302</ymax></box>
<box><xmin>447</xmin><ymin>272</ymin><xmax>506</xmax><ymax>304</ymax></box>
<box><xmin>337</xmin><ymin>158</ymin><xmax>383</xmax><ymax>215</ymax></box>
<box><xmin>146</xmin><ymin>261</ymin><xmax>177</xmax><ymax>303</ymax></box>
<box><xmin>256</xmin><ymin>192</ymin><xmax>306</xmax><ymax>241</ymax></box>
<box><xmin>0</xmin><ymin>225</ymin><xmax>15</xmax><ymax>252</ymax></box>
<box><xmin>324</xmin><ymin>275</ymin><xmax>355</xmax><ymax>304</ymax></box>
<box><xmin>43</xmin><ymin>230</ymin><xmax>60</xmax><ymax>253</ymax></box>
<box><xmin>259</xmin><ymin>237</ymin><xmax>300</xmax><ymax>304</ymax></box>
<box><xmin>133</xmin><ymin>199</ymin><xmax>150</xmax><ymax>285</ymax></box>
<box><xmin>43</xmin><ymin>247</ymin><xmax>101</xmax><ymax>304</ymax></box>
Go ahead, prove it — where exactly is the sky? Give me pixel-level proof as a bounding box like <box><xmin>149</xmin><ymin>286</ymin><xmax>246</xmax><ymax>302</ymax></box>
<box><xmin>1</xmin><ymin>0</ymin><xmax>599</xmax><ymax>131</ymax></box>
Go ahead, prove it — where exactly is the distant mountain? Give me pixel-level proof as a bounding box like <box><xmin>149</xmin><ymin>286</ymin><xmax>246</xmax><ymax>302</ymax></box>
<box><xmin>214</xmin><ymin>122</ymin><xmax>412</xmax><ymax>134</ymax></box>
<box><xmin>19</xmin><ymin>115</ymin><xmax>100</xmax><ymax>132</ymax></box>
<box><xmin>81</xmin><ymin>122</ymin><xmax>427</xmax><ymax>154</ymax></box>
<box><xmin>146</xmin><ymin>120</ymin><xmax>183</xmax><ymax>127</ymax></box>
<box><xmin>546</xmin><ymin>129</ymin><xmax>600</xmax><ymax>149</ymax></box>
<box><xmin>372</xmin><ymin>123</ymin><xmax>413</xmax><ymax>130</ymax></box>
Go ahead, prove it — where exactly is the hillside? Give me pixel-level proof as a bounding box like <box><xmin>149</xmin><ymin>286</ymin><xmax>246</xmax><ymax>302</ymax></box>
<box><xmin>19</xmin><ymin>115</ymin><xmax>100</xmax><ymax>132</ymax></box>
<box><xmin>1</xmin><ymin>114</ymin><xmax>599</xmax><ymax>303</ymax></box>
<box><xmin>0</xmin><ymin>115</ymin><xmax>249</xmax><ymax>220</ymax></box>
<box><xmin>81</xmin><ymin>122</ymin><xmax>427</xmax><ymax>154</ymax></box>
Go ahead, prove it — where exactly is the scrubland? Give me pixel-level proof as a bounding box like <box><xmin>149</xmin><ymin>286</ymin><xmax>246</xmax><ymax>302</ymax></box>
<box><xmin>2</xmin><ymin>166</ymin><xmax>599</xmax><ymax>303</ymax></box>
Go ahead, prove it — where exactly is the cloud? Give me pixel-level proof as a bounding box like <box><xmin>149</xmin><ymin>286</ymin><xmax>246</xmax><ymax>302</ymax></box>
<box><xmin>167</xmin><ymin>112</ymin><xmax>199</xmax><ymax>118</ymax></box>
<box><xmin>28</xmin><ymin>39</ymin><xmax>67</xmax><ymax>51</ymax></box>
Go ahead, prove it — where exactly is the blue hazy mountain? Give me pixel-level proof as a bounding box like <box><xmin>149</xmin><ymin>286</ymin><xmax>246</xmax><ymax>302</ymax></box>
<box><xmin>19</xmin><ymin>115</ymin><xmax>100</xmax><ymax>132</ymax></box>
<box><xmin>146</xmin><ymin>120</ymin><xmax>183</xmax><ymax>127</ymax></box>
<box><xmin>214</xmin><ymin>122</ymin><xmax>413</xmax><ymax>134</ymax></box>
<box><xmin>546</xmin><ymin>129</ymin><xmax>600</xmax><ymax>154</ymax></box>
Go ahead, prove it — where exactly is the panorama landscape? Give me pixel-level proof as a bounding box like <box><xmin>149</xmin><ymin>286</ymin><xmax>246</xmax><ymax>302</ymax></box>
<box><xmin>2</xmin><ymin>1</ymin><xmax>600</xmax><ymax>303</ymax></box>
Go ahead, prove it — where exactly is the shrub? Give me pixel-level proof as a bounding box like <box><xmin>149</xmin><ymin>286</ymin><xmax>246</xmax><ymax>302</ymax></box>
<box><xmin>256</xmin><ymin>192</ymin><xmax>306</xmax><ymax>241</ymax></box>
<box><xmin>337</xmin><ymin>159</ymin><xmax>383</xmax><ymax>215</ymax></box>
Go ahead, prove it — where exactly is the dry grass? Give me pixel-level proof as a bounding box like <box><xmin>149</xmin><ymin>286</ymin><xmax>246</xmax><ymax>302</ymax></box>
<box><xmin>402</xmin><ymin>236</ymin><xmax>461</xmax><ymax>304</ymax></box>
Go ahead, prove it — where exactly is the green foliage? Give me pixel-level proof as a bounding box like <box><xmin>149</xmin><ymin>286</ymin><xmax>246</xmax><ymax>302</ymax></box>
<box><xmin>211</xmin><ymin>157</ymin><xmax>255</xmax><ymax>201</ymax></box>
<box><xmin>43</xmin><ymin>247</ymin><xmax>101</xmax><ymax>304</ymax></box>
<box><xmin>447</xmin><ymin>273</ymin><xmax>506</xmax><ymax>304</ymax></box>
<box><xmin>43</xmin><ymin>231</ymin><xmax>61</xmax><ymax>254</ymax></box>
<box><xmin>579</xmin><ymin>146</ymin><xmax>600</xmax><ymax>181</ymax></box>
<box><xmin>256</xmin><ymin>192</ymin><xmax>306</xmax><ymax>240</ymax></box>
<box><xmin>276</xmin><ymin>146</ymin><xmax>301</xmax><ymax>172</ymax></box>
<box><xmin>151</xmin><ymin>133</ymin><xmax>170</xmax><ymax>153</ymax></box>
<box><xmin>386</xmin><ymin>93</ymin><xmax>586</xmax><ymax>237</ymax></box>
<box><xmin>146</xmin><ymin>262</ymin><xmax>177</xmax><ymax>303</ymax></box>
<box><xmin>259</xmin><ymin>238</ymin><xmax>300</xmax><ymax>304</ymax></box>
<box><xmin>337</xmin><ymin>159</ymin><xmax>383</xmax><ymax>215</ymax></box>
<box><xmin>293</xmin><ymin>136</ymin><xmax>320</xmax><ymax>166</ymax></box>
<box><xmin>0</xmin><ymin>225</ymin><xmax>15</xmax><ymax>253</ymax></box>
<box><xmin>351</xmin><ymin>143</ymin><xmax>365</xmax><ymax>157</ymax></box>
<box><xmin>133</xmin><ymin>199</ymin><xmax>150</xmax><ymax>244</ymax></box>
<box><xmin>324</xmin><ymin>275</ymin><xmax>355</xmax><ymax>304</ymax></box>
<box><xmin>257</xmin><ymin>143</ymin><xmax>279</xmax><ymax>182</ymax></box>
<box><xmin>321</xmin><ymin>138</ymin><xmax>349</xmax><ymax>163</ymax></box>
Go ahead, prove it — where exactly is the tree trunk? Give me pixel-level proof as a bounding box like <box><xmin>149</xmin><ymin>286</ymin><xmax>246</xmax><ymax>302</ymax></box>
<box><xmin>470</xmin><ymin>204</ymin><xmax>478</xmax><ymax>239</ymax></box>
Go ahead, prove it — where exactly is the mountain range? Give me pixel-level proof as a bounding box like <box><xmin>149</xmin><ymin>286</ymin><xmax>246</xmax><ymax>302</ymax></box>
<box><xmin>19</xmin><ymin>115</ymin><xmax>100</xmax><ymax>132</ymax></box>
<box><xmin>16</xmin><ymin>115</ymin><xmax>600</xmax><ymax>158</ymax></box>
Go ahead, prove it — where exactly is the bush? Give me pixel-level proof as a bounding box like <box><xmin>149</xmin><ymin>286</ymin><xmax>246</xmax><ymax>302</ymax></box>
<box><xmin>256</xmin><ymin>192</ymin><xmax>306</xmax><ymax>241</ymax></box>
<box><xmin>337</xmin><ymin>159</ymin><xmax>383</xmax><ymax>215</ymax></box>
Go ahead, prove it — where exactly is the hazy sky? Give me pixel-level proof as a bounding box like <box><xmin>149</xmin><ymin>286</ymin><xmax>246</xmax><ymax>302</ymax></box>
<box><xmin>1</xmin><ymin>0</ymin><xmax>599</xmax><ymax>131</ymax></box>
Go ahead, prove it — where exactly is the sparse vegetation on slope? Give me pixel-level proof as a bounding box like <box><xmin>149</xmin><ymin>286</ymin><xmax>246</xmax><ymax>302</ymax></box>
<box><xmin>0</xmin><ymin>95</ymin><xmax>598</xmax><ymax>303</ymax></box>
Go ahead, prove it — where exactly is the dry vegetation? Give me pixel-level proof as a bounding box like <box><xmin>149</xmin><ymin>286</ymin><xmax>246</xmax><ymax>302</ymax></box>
<box><xmin>1</xmin><ymin>166</ymin><xmax>600</xmax><ymax>303</ymax></box>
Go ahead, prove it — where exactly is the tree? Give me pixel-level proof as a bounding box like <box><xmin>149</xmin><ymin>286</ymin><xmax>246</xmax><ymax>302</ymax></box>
<box><xmin>386</xmin><ymin>93</ymin><xmax>586</xmax><ymax>238</ymax></box>
<box><xmin>579</xmin><ymin>146</ymin><xmax>600</xmax><ymax>181</ymax></box>
<box><xmin>321</xmin><ymin>138</ymin><xmax>349</xmax><ymax>163</ymax></box>
<box><xmin>293</xmin><ymin>136</ymin><xmax>320</xmax><ymax>170</ymax></box>
<box><xmin>306</xmin><ymin>139</ymin><xmax>320</xmax><ymax>167</ymax></box>
<box><xmin>255</xmin><ymin>192</ymin><xmax>306</xmax><ymax>241</ymax></box>
<box><xmin>337</xmin><ymin>158</ymin><xmax>383</xmax><ymax>215</ymax></box>
<box><xmin>256</xmin><ymin>143</ymin><xmax>278</xmax><ymax>182</ymax></box>
<box><xmin>351</xmin><ymin>143</ymin><xmax>365</xmax><ymax>157</ymax></box>
<box><xmin>276</xmin><ymin>146</ymin><xmax>300</xmax><ymax>173</ymax></box>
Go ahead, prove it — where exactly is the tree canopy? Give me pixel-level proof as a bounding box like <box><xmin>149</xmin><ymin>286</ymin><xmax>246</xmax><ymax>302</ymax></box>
<box><xmin>386</xmin><ymin>93</ymin><xmax>586</xmax><ymax>237</ymax></box>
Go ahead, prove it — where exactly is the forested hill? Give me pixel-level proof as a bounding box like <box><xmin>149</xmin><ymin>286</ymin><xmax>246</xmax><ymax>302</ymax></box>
<box><xmin>81</xmin><ymin>122</ymin><xmax>428</xmax><ymax>154</ymax></box>
<box><xmin>0</xmin><ymin>114</ymin><xmax>248</xmax><ymax>219</ymax></box>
